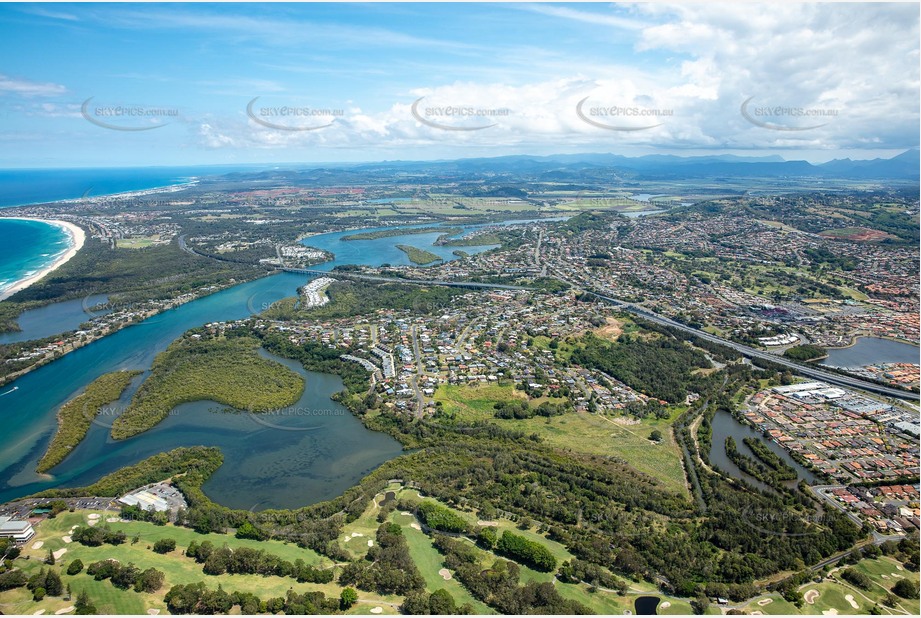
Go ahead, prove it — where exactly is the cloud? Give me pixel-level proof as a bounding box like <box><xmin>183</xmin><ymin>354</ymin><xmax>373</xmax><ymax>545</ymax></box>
<box><xmin>0</xmin><ymin>75</ymin><xmax>67</xmax><ymax>97</ymax></box>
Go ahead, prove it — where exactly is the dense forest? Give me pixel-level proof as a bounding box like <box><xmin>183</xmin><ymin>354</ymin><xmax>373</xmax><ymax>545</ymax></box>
<box><xmin>570</xmin><ymin>331</ymin><xmax>710</xmax><ymax>403</ymax></box>
<box><xmin>111</xmin><ymin>334</ymin><xmax>303</xmax><ymax>439</ymax></box>
<box><xmin>37</xmin><ymin>370</ymin><xmax>140</xmax><ymax>473</ymax></box>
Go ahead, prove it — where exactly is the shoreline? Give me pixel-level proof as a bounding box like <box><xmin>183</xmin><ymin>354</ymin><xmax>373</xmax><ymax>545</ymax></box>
<box><xmin>0</xmin><ymin>218</ymin><xmax>86</xmax><ymax>302</ymax></box>
<box><xmin>0</xmin><ymin>179</ymin><xmax>199</xmax><ymax>210</ymax></box>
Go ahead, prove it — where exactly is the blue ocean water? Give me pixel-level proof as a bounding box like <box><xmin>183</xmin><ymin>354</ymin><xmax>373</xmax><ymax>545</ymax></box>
<box><xmin>0</xmin><ymin>166</ymin><xmax>270</xmax><ymax>301</ymax></box>
<box><xmin>0</xmin><ymin>219</ymin><xmax>71</xmax><ymax>300</ymax></box>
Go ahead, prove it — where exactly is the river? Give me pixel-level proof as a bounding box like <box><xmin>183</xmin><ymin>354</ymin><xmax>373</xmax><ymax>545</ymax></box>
<box><xmin>0</xmin><ymin>219</ymin><xmax>545</xmax><ymax>508</ymax></box>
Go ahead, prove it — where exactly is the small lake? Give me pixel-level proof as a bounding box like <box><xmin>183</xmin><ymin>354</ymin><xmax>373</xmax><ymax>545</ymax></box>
<box><xmin>822</xmin><ymin>337</ymin><xmax>919</xmax><ymax>369</ymax></box>
<box><xmin>634</xmin><ymin>596</ymin><xmax>660</xmax><ymax>615</ymax></box>
<box><xmin>708</xmin><ymin>408</ymin><xmax>818</xmax><ymax>492</ymax></box>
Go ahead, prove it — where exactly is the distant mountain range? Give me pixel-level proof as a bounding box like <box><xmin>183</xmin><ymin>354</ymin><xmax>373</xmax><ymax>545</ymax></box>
<box><xmin>211</xmin><ymin>149</ymin><xmax>919</xmax><ymax>187</ymax></box>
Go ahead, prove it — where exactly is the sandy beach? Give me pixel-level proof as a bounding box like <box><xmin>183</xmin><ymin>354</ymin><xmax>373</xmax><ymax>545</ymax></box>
<box><xmin>0</xmin><ymin>218</ymin><xmax>86</xmax><ymax>302</ymax></box>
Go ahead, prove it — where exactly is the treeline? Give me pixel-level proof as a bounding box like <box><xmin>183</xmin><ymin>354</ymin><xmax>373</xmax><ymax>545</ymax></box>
<box><xmin>417</xmin><ymin>501</ymin><xmax>470</xmax><ymax>533</ymax></box>
<box><xmin>742</xmin><ymin>438</ymin><xmax>797</xmax><ymax>480</ymax></box>
<box><xmin>72</xmin><ymin>525</ymin><xmax>127</xmax><ymax>547</ymax></box>
<box><xmin>340</xmin><ymin>226</ymin><xmax>460</xmax><ymax>241</ymax></box>
<box><xmin>10</xmin><ymin>236</ymin><xmax>259</xmax><ymax>308</ymax></box>
<box><xmin>571</xmin><ymin>331</ymin><xmax>708</xmax><ymax>403</ymax></box>
<box><xmin>493</xmin><ymin>399</ymin><xmax>569</xmax><ymax>419</ymax></box>
<box><xmin>783</xmin><ymin>344</ymin><xmax>827</xmax><ymax>361</ymax></box>
<box><xmin>338</xmin><ymin>523</ymin><xmax>425</xmax><ymax>595</ymax></box>
<box><xmin>111</xmin><ymin>334</ymin><xmax>303</xmax><ymax>439</ymax></box>
<box><xmin>185</xmin><ymin>540</ymin><xmax>334</xmax><ymax>583</ymax></box>
<box><xmin>495</xmin><ymin>530</ymin><xmax>557</xmax><ymax>572</ymax></box>
<box><xmin>432</xmin><ymin>534</ymin><xmax>590</xmax><ymax>614</ymax></box>
<box><xmin>37</xmin><ymin>370</ymin><xmax>140</xmax><ymax>473</ymax></box>
<box><xmin>557</xmin><ymin>559</ymin><xmax>629</xmax><ymax>594</ymax></box>
<box><xmin>724</xmin><ymin>436</ymin><xmax>795</xmax><ymax>487</ymax></box>
<box><xmin>31</xmin><ymin>446</ymin><xmax>223</xmax><ymax>500</ymax></box>
<box><xmin>262</xmin><ymin>280</ymin><xmax>469</xmax><ymax>321</ymax></box>
<box><xmin>86</xmin><ymin>559</ymin><xmax>165</xmax><ymax>593</ymax></box>
<box><xmin>165</xmin><ymin>582</ymin><xmax>342</xmax><ymax>615</ymax></box>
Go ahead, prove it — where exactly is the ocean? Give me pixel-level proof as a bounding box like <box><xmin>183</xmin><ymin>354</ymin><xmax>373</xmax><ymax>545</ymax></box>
<box><xmin>0</xmin><ymin>219</ymin><xmax>72</xmax><ymax>300</ymax></box>
<box><xmin>0</xmin><ymin>165</ymin><xmax>263</xmax><ymax>301</ymax></box>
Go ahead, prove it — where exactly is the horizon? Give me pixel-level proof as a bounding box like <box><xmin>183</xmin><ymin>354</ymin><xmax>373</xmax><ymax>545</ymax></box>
<box><xmin>0</xmin><ymin>147</ymin><xmax>917</xmax><ymax>172</ymax></box>
<box><xmin>1</xmin><ymin>2</ymin><xmax>918</xmax><ymax>167</ymax></box>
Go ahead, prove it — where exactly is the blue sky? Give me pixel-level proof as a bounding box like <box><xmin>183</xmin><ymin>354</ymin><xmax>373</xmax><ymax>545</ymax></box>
<box><xmin>0</xmin><ymin>2</ymin><xmax>918</xmax><ymax>167</ymax></box>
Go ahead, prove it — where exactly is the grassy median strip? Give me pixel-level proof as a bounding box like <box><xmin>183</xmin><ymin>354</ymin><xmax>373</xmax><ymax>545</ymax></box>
<box><xmin>37</xmin><ymin>370</ymin><xmax>141</xmax><ymax>473</ymax></box>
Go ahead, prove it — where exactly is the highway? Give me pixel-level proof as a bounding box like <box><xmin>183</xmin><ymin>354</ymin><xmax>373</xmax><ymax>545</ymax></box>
<box><xmin>283</xmin><ymin>263</ymin><xmax>917</xmax><ymax>401</ymax></box>
<box><xmin>584</xmin><ymin>289</ymin><xmax>919</xmax><ymax>401</ymax></box>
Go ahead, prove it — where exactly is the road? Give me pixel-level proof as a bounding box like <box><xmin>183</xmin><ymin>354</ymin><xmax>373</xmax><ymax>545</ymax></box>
<box><xmin>580</xmin><ymin>288</ymin><xmax>919</xmax><ymax>401</ymax></box>
<box><xmin>282</xmin><ymin>267</ymin><xmax>530</xmax><ymax>291</ymax></box>
<box><xmin>288</xmin><ymin>264</ymin><xmax>916</xmax><ymax>400</ymax></box>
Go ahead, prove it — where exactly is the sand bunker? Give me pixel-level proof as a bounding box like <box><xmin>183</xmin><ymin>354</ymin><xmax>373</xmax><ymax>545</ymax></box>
<box><xmin>410</xmin><ymin>522</ymin><xmax>422</xmax><ymax>531</ymax></box>
<box><xmin>659</xmin><ymin>602</ymin><xmax>671</xmax><ymax>609</ymax></box>
<box><xmin>822</xmin><ymin>610</ymin><xmax>838</xmax><ymax>616</ymax></box>
<box><xmin>52</xmin><ymin>548</ymin><xmax>67</xmax><ymax>560</ymax></box>
<box><xmin>477</xmin><ymin>520</ymin><xmax>498</xmax><ymax>527</ymax></box>
<box><xmin>401</xmin><ymin>511</ymin><xmax>411</xmax><ymax>516</ymax></box>
<box><xmin>757</xmin><ymin>598</ymin><xmax>773</xmax><ymax>606</ymax></box>
<box><xmin>804</xmin><ymin>590</ymin><xmax>819</xmax><ymax>605</ymax></box>
<box><xmin>31</xmin><ymin>541</ymin><xmax>44</xmax><ymax>550</ymax></box>
<box><xmin>353</xmin><ymin>533</ymin><xmax>365</xmax><ymax>538</ymax></box>
<box><xmin>62</xmin><ymin>536</ymin><xmax>72</xmax><ymax>544</ymax></box>
<box><xmin>370</xmin><ymin>608</ymin><xmax>383</xmax><ymax>614</ymax></box>
<box><xmin>32</xmin><ymin>610</ymin><xmax>45</xmax><ymax>615</ymax></box>
<box><xmin>86</xmin><ymin>520</ymin><xmax>97</xmax><ymax>526</ymax></box>
<box><xmin>54</xmin><ymin>606</ymin><xmax>74</xmax><ymax>615</ymax></box>
<box><xmin>86</xmin><ymin>514</ymin><xmax>100</xmax><ymax>520</ymax></box>
<box><xmin>439</xmin><ymin>568</ymin><xmax>452</xmax><ymax>581</ymax></box>
<box><xmin>69</xmin><ymin>525</ymin><xmax>77</xmax><ymax>531</ymax></box>
<box><xmin>146</xmin><ymin>610</ymin><xmax>160</xmax><ymax>615</ymax></box>
<box><xmin>751</xmin><ymin>612</ymin><xmax>763</xmax><ymax>616</ymax></box>
<box><xmin>845</xmin><ymin>595</ymin><xmax>858</xmax><ymax>609</ymax></box>
<box><xmin>106</xmin><ymin>517</ymin><xmax>119</xmax><ymax>523</ymax></box>
<box><xmin>367</xmin><ymin>540</ymin><xmax>374</xmax><ymax>547</ymax></box>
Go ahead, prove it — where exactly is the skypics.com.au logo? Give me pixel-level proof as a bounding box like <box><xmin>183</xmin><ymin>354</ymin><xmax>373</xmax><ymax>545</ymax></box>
<box><xmin>411</xmin><ymin>96</ymin><xmax>511</xmax><ymax>131</ymax></box>
<box><xmin>81</xmin><ymin>98</ymin><xmax>178</xmax><ymax>131</ymax></box>
<box><xmin>740</xmin><ymin>96</ymin><xmax>838</xmax><ymax>131</ymax></box>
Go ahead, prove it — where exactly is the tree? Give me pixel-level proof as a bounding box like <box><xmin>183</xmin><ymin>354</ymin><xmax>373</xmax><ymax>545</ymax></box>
<box><xmin>649</xmin><ymin>429</ymin><xmax>663</xmax><ymax>442</ymax></box>
<box><xmin>46</xmin><ymin>549</ymin><xmax>55</xmax><ymax>565</ymax></box>
<box><xmin>134</xmin><ymin>568</ymin><xmax>165</xmax><ymax>593</ymax></box>
<box><xmin>340</xmin><ymin>587</ymin><xmax>358</xmax><ymax>610</ymax></box>
<box><xmin>477</xmin><ymin>527</ymin><xmax>498</xmax><ymax>550</ymax></box>
<box><xmin>235</xmin><ymin>521</ymin><xmax>263</xmax><ymax>540</ymax></box>
<box><xmin>892</xmin><ymin>578</ymin><xmax>919</xmax><ymax>599</ymax></box>
<box><xmin>67</xmin><ymin>559</ymin><xmax>84</xmax><ymax>576</ymax></box>
<box><xmin>75</xmin><ymin>590</ymin><xmax>97</xmax><ymax>615</ymax></box>
<box><xmin>44</xmin><ymin>570</ymin><xmax>63</xmax><ymax>596</ymax></box>
<box><xmin>691</xmin><ymin>596</ymin><xmax>709</xmax><ymax>615</ymax></box>
<box><xmin>33</xmin><ymin>587</ymin><xmax>46</xmax><ymax>601</ymax></box>
<box><xmin>428</xmin><ymin>589</ymin><xmax>457</xmax><ymax>614</ymax></box>
<box><xmin>153</xmin><ymin>538</ymin><xmax>176</xmax><ymax>554</ymax></box>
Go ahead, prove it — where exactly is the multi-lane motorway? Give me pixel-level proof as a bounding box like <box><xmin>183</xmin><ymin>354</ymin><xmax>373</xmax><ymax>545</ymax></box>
<box><xmin>584</xmin><ymin>290</ymin><xmax>919</xmax><ymax>402</ymax></box>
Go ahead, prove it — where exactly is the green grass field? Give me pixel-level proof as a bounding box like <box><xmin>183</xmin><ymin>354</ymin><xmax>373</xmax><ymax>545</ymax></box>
<box><xmin>434</xmin><ymin>383</ymin><xmax>690</xmax><ymax>496</ymax></box>
<box><xmin>0</xmin><ymin>510</ymin><xmax>403</xmax><ymax>616</ymax></box>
